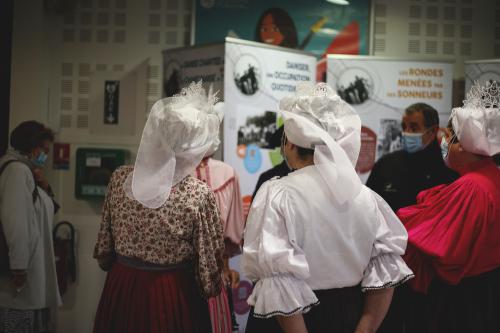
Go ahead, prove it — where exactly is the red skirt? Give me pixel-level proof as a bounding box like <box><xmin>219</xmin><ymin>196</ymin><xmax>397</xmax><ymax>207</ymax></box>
<box><xmin>93</xmin><ymin>261</ymin><xmax>211</xmax><ymax>333</ymax></box>
<box><xmin>208</xmin><ymin>285</ymin><xmax>232</xmax><ymax>333</ymax></box>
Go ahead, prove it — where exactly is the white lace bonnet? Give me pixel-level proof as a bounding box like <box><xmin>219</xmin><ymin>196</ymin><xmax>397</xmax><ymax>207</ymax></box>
<box><xmin>451</xmin><ymin>81</ymin><xmax>500</xmax><ymax>156</ymax></box>
<box><xmin>279</xmin><ymin>82</ymin><xmax>362</xmax><ymax>205</ymax></box>
<box><xmin>124</xmin><ymin>81</ymin><xmax>224</xmax><ymax>208</ymax></box>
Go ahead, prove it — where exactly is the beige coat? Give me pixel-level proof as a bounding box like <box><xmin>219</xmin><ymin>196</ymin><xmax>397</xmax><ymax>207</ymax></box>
<box><xmin>0</xmin><ymin>153</ymin><xmax>61</xmax><ymax>310</ymax></box>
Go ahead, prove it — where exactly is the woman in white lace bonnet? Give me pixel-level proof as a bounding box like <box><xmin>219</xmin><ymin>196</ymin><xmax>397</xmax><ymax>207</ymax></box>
<box><xmin>93</xmin><ymin>82</ymin><xmax>225</xmax><ymax>333</ymax></box>
<box><xmin>242</xmin><ymin>82</ymin><xmax>414</xmax><ymax>333</ymax></box>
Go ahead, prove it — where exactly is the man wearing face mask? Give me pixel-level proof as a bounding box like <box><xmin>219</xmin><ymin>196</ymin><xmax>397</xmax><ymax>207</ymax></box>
<box><xmin>366</xmin><ymin>103</ymin><xmax>458</xmax><ymax>212</ymax></box>
<box><xmin>366</xmin><ymin>104</ymin><xmax>458</xmax><ymax>333</ymax></box>
<box><xmin>0</xmin><ymin>121</ymin><xmax>61</xmax><ymax>333</ymax></box>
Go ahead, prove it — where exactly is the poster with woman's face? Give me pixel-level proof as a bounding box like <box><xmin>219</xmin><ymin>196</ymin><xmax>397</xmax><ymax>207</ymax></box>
<box><xmin>195</xmin><ymin>0</ymin><xmax>369</xmax><ymax>58</ymax></box>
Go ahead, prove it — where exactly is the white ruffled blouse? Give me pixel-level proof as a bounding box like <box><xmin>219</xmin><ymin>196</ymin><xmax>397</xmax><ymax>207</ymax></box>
<box><xmin>241</xmin><ymin>165</ymin><xmax>414</xmax><ymax>318</ymax></box>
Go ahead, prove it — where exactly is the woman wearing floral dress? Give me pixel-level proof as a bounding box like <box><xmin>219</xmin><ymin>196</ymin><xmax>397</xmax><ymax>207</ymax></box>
<box><xmin>93</xmin><ymin>82</ymin><xmax>225</xmax><ymax>333</ymax></box>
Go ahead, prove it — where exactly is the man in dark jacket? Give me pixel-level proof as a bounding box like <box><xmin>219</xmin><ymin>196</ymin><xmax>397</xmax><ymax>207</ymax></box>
<box><xmin>366</xmin><ymin>103</ymin><xmax>459</xmax><ymax>333</ymax></box>
<box><xmin>366</xmin><ymin>103</ymin><xmax>458</xmax><ymax>212</ymax></box>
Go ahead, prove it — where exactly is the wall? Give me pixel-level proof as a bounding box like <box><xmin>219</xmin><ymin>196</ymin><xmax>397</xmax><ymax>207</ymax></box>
<box><xmin>0</xmin><ymin>0</ymin><xmax>13</xmax><ymax>155</ymax></box>
<box><xmin>371</xmin><ymin>0</ymin><xmax>498</xmax><ymax>106</ymax></box>
<box><xmin>8</xmin><ymin>0</ymin><xmax>498</xmax><ymax>332</ymax></box>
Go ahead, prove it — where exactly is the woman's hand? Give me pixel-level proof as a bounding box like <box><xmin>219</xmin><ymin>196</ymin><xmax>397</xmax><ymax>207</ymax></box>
<box><xmin>223</xmin><ymin>268</ymin><xmax>240</xmax><ymax>289</ymax></box>
<box><xmin>222</xmin><ymin>256</ymin><xmax>240</xmax><ymax>289</ymax></box>
<box><xmin>97</xmin><ymin>253</ymin><xmax>116</xmax><ymax>271</ymax></box>
<box><xmin>10</xmin><ymin>270</ymin><xmax>27</xmax><ymax>292</ymax></box>
<box><xmin>33</xmin><ymin>168</ymin><xmax>50</xmax><ymax>192</ymax></box>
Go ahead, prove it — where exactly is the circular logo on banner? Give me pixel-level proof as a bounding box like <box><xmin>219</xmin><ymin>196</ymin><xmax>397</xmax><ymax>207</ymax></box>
<box><xmin>233</xmin><ymin>280</ymin><xmax>253</xmax><ymax>315</ymax></box>
<box><xmin>335</xmin><ymin>67</ymin><xmax>374</xmax><ymax>105</ymax></box>
<box><xmin>233</xmin><ymin>54</ymin><xmax>261</xmax><ymax>96</ymax></box>
<box><xmin>244</xmin><ymin>144</ymin><xmax>262</xmax><ymax>174</ymax></box>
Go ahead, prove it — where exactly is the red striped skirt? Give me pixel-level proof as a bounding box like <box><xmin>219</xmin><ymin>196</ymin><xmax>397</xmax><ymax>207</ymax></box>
<box><xmin>209</xmin><ymin>285</ymin><xmax>232</xmax><ymax>333</ymax></box>
<box><xmin>93</xmin><ymin>261</ymin><xmax>211</xmax><ymax>333</ymax></box>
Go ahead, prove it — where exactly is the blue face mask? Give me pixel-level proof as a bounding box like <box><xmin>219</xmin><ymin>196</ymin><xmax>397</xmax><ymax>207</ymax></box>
<box><xmin>440</xmin><ymin>136</ymin><xmax>449</xmax><ymax>162</ymax></box>
<box><xmin>32</xmin><ymin>151</ymin><xmax>48</xmax><ymax>167</ymax></box>
<box><xmin>402</xmin><ymin>132</ymin><xmax>425</xmax><ymax>154</ymax></box>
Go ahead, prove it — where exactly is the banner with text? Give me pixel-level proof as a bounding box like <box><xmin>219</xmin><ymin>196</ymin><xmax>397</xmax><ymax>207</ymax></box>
<box><xmin>327</xmin><ymin>56</ymin><xmax>453</xmax><ymax>182</ymax></box>
<box><xmin>224</xmin><ymin>39</ymin><xmax>316</xmax><ymax>201</ymax></box>
<box><xmin>162</xmin><ymin>43</ymin><xmax>225</xmax><ymax>97</ymax></box>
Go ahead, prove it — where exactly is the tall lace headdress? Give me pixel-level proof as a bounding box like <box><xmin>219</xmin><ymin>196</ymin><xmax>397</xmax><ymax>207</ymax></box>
<box><xmin>451</xmin><ymin>81</ymin><xmax>500</xmax><ymax>156</ymax></box>
<box><xmin>124</xmin><ymin>81</ymin><xmax>224</xmax><ymax>208</ymax></box>
<box><xmin>279</xmin><ymin>82</ymin><xmax>362</xmax><ymax>205</ymax></box>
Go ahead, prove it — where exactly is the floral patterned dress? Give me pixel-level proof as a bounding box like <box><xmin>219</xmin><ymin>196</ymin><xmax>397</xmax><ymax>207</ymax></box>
<box><xmin>93</xmin><ymin>165</ymin><xmax>225</xmax><ymax>333</ymax></box>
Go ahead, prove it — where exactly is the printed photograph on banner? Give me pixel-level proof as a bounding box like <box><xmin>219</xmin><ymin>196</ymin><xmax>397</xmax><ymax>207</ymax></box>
<box><xmin>234</xmin><ymin>107</ymin><xmax>282</xmax><ymax>176</ymax></box>
<box><xmin>377</xmin><ymin>119</ymin><xmax>402</xmax><ymax>158</ymax></box>
<box><xmin>237</xmin><ymin>111</ymin><xmax>278</xmax><ymax>149</ymax></box>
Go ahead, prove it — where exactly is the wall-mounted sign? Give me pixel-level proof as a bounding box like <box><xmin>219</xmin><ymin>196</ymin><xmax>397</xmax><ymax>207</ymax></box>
<box><xmin>75</xmin><ymin>148</ymin><xmax>128</xmax><ymax>199</ymax></box>
<box><xmin>104</xmin><ymin>80</ymin><xmax>120</xmax><ymax>124</ymax></box>
<box><xmin>53</xmin><ymin>143</ymin><xmax>70</xmax><ymax>170</ymax></box>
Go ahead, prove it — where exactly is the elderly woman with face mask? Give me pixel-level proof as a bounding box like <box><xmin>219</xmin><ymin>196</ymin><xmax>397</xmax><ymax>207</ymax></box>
<box><xmin>93</xmin><ymin>82</ymin><xmax>225</xmax><ymax>333</ymax></box>
<box><xmin>0</xmin><ymin>121</ymin><xmax>61</xmax><ymax>333</ymax></box>
<box><xmin>396</xmin><ymin>81</ymin><xmax>500</xmax><ymax>333</ymax></box>
<box><xmin>242</xmin><ymin>83</ymin><xmax>414</xmax><ymax>333</ymax></box>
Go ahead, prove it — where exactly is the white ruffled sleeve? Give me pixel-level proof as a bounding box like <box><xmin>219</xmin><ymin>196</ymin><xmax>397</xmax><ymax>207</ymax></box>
<box><xmin>241</xmin><ymin>180</ymin><xmax>319</xmax><ymax>318</ymax></box>
<box><xmin>361</xmin><ymin>190</ymin><xmax>414</xmax><ymax>291</ymax></box>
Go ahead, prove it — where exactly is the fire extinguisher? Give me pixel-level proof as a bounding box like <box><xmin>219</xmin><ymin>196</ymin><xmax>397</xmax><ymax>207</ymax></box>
<box><xmin>53</xmin><ymin>221</ymin><xmax>76</xmax><ymax>295</ymax></box>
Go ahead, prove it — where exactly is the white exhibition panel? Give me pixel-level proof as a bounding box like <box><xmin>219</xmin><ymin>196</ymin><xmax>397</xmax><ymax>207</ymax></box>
<box><xmin>224</xmin><ymin>38</ymin><xmax>316</xmax><ymax>198</ymax></box>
